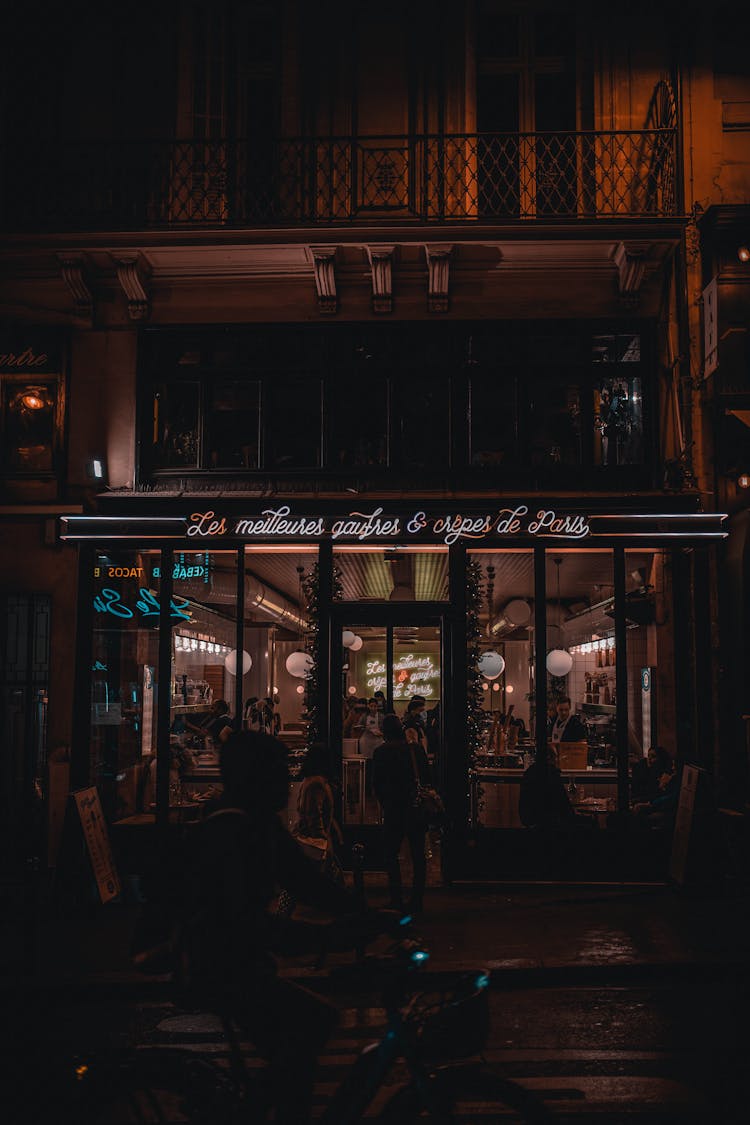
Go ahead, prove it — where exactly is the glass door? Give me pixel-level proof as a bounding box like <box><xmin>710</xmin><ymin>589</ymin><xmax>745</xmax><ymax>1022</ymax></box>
<box><xmin>338</xmin><ymin>619</ymin><xmax>443</xmax><ymax>826</ymax></box>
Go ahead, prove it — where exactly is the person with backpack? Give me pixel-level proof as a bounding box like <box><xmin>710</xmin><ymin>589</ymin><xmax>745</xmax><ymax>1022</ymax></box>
<box><xmin>182</xmin><ymin>731</ymin><xmax>390</xmax><ymax>1125</ymax></box>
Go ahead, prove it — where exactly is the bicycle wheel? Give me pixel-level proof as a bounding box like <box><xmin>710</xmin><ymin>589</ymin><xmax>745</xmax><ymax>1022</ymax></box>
<box><xmin>378</xmin><ymin>1061</ymin><xmax>552</xmax><ymax>1123</ymax></box>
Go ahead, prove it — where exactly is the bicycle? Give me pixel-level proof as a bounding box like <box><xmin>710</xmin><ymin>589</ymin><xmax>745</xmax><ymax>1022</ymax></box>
<box><xmin>52</xmin><ymin>919</ymin><xmax>552</xmax><ymax>1124</ymax></box>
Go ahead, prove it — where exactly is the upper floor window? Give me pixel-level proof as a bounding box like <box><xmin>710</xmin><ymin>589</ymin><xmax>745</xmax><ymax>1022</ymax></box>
<box><xmin>138</xmin><ymin>324</ymin><xmax>650</xmax><ymax>484</ymax></box>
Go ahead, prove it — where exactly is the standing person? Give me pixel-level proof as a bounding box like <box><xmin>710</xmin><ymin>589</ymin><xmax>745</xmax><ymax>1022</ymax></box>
<box><xmin>548</xmin><ymin>696</ymin><xmax>587</xmax><ymax>744</ymax></box>
<box><xmin>402</xmin><ymin>697</ymin><xmax>428</xmax><ymax>752</ymax></box>
<box><xmin>358</xmin><ymin>698</ymin><xmax>384</xmax><ymax>758</ymax></box>
<box><xmin>373</xmin><ymin>690</ymin><xmax>387</xmax><ymax>714</ymax></box>
<box><xmin>343</xmin><ymin>700</ymin><xmax>367</xmax><ymax>738</ymax></box>
<box><xmin>187</xmin><ymin>698</ymin><xmax>233</xmax><ymax>747</ymax></box>
<box><xmin>244</xmin><ymin>696</ymin><xmax>261</xmax><ymax>730</ymax></box>
<box><xmin>373</xmin><ymin>714</ymin><xmax>432</xmax><ymax>915</ymax></box>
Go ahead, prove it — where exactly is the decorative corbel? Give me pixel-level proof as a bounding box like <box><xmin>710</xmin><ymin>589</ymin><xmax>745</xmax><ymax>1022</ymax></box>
<box><xmin>366</xmin><ymin>246</ymin><xmax>395</xmax><ymax>313</ymax></box>
<box><xmin>311</xmin><ymin>246</ymin><xmax>338</xmax><ymax>314</ymax></box>
<box><xmin>425</xmin><ymin>244</ymin><xmax>452</xmax><ymax>313</ymax></box>
<box><xmin>613</xmin><ymin>242</ymin><xmax>647</xmax><ymax>306</ymax></box>
<box><xmin>114</xmin><ymin>255</ymin><xmax>150</xmax><ymax>320</ymax></box>
<box><xmin>58</xmin><ymin>254</ymin><xmax>93</xmax><ymax>315</ymax></box>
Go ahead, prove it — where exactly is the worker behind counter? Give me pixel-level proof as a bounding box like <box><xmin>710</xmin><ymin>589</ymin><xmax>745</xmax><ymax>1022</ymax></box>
<box><xmin>186</xmin><ymin>699</ymin><xmax>234</xmax><ymax>748</ymax></box>
<box><xmin>548</xmin><ymin>696</ymin><xmax>588</xmax><ymax>744</ymax></box>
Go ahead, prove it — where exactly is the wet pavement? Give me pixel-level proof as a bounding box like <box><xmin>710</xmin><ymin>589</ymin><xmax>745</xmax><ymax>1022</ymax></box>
<box><xmin>3</xmin><ymin>878</ymin><xmax>749</xmax><ymax>1121</ymax></box>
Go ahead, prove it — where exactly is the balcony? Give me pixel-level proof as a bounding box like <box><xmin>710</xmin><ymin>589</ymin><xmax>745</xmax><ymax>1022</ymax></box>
<box><xmin>2</xmin><ymin>130</ymin><xmax>678</xmax><ymax>233</ymax></box>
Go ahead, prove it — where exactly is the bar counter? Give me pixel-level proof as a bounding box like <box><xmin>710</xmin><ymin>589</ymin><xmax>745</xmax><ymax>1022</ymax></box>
<box><xmin>472</xmin><ymin>767</ymin><xmax>617</xmax><ymax>828</ymax></box>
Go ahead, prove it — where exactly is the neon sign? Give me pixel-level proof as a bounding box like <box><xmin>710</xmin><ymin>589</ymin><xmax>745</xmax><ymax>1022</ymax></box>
<box><xmin>93</xmin><ymin>587</ymin><xmax>192</xmax><ymax>622</ymax></box>
<box><xmin>152</xmin><ymin>551</ymin><xmax>210</xmax><ymax>583</ymax></box>
<box><xmin>365</xmin><ymin>654</ymin><xmax>440</xmax><ymax>700</ymax></box>
<box><xmin>186</xmin><ymin>505</ymin><xmax>590</xmax><ymax>544</ymax></box>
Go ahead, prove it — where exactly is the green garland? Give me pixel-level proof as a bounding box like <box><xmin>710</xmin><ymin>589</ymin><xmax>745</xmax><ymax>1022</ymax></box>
<box><xmin>465</xmin><ymin>560</ymin><xmax>483</xmax><ymax>819</ymax></box>
<box><xmin>300</xmin><ymin>561</ymin><xmax>343</xmax><ymax>750</ymax></box>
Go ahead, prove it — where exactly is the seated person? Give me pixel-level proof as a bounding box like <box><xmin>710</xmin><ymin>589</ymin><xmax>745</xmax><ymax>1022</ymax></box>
<box><xmin>549</xmin><ymin>696</ymin><xmax>588</xmax><ymax>744</ymax></box>
<box><xmin>632</xmin><ymin>761</ymin><xmax>681</xmax><ymax>827</ymax></box>
<box><xmin>519</xmin><ymin>749</ymin><xmax>577</xmax><ymax>831</ymax></box>
<box><xmin>630</xmin><ymin>746</ymin><xmax>672</xmax><ymax>803</ymax></box>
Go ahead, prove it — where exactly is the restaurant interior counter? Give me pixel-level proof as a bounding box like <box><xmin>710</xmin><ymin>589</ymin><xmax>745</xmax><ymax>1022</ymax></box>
<box><xmin>471</xmin><ymin>765</ymin><xmax>617</xmax><ymax>829</ymax></box>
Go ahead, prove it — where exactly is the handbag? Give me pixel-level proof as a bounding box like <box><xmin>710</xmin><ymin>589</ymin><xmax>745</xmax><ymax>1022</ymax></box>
<box><xmin>408</xmin><ymin>746</ymin><xmax>445</xmax><ymax>823</ymax></box>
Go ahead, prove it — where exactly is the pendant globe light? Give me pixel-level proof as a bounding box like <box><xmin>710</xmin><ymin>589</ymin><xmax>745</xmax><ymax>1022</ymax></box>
<box><xmin>225</xmin><ymin>649</ymin><xmax>252</xmax><ymax>676</ymax></box>
<box><xmin>478</xmin><ymin>650</ymin><xmax>505</xmax><ymax>680</ymax></box>
<box><xmin>479</xmin><ymin>564</ymin><xmax>505</xmax><ymax>680</ymax></box>
<box><xmin>546</xmin><ymin>557</ymin><xmax>573</xmax><ymax>677</ymax></box>
<box><xmin>286</xmin><ymin>565</ymin><xmax>311</xmax><ymax>678</ymax></box>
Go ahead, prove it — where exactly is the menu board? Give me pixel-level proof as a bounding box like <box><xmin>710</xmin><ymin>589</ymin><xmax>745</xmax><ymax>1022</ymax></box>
<box><xmin>72</xmin><ymin>787</ymin><xmax>121</xmax><ymax>904</ymax></box>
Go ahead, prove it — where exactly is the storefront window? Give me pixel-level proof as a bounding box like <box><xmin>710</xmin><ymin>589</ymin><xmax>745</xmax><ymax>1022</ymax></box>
<box><xmin>91</xmin><ymin>549</ymin><xmax>165</xmax><ymax>821</ymax></box>
<box><xmin>550</xmin><ymin>550</ymin><xmax>617</xmax><ymax>781</ymax></box>
<box><xmin>340</xmin><ymin>623</ymin><xmax>441</xmax><ymax>827</ymax></box>
<box><xmin>333</xmin><ymin>547</ymin><xmax>449</xmax><ymax>602</ymax></box>
<box><xmin>468</xmin><ymin>551</ymin><xmax>535</xmax><ymax>829</ymax></box>
<box><xmin>624</xmin><ymin>550</ymin><xmax>675</xmax><ymax>778</ymax></box>
<box><xmin>241</xmin><ymin>547</ymin><xmax>318</xmax><ymax>752</ymax></box>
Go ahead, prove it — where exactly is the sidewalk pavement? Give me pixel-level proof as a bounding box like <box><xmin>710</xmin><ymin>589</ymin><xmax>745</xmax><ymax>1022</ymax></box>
<box><xmin>2</xmin><ymin>876</ymin><xmax>748</xmax><ymax>997</ymax></box>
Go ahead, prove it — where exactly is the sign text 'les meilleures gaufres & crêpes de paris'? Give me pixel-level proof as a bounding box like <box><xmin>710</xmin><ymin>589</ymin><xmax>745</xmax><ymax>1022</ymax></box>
<box><xmin>186</xmin><ymin>505</ymin><xmax>590</xmax><ymax>544</ymax></box>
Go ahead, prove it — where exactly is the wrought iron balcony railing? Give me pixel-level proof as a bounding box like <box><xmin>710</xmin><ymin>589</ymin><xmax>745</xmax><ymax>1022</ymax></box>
<box><xmin>3</xmin><ymin>130</ymin><xmax>678</xmax><ymax>232</ymax></box>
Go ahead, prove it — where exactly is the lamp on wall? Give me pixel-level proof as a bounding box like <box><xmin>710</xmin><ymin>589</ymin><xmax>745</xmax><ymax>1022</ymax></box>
<box><xmin>546</xmin><ymin>557</ymin><xmax>573</xmax><ymax>677</ymax></box>
<box><xmin>86</xmin><ymin>457</ymin><xmax>107</xmax><ymax>483</ymax></box>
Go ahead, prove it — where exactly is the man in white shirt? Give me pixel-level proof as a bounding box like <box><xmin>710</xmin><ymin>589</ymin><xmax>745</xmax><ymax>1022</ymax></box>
<box><xmin>549</xmin><ymin>696</ymin><xmax>587</xmax><ymax>743</ymax></box>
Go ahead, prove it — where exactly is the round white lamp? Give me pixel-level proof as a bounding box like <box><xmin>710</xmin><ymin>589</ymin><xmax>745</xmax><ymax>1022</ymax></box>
<box><xmin>342</xmin><ymin>630</ymin><xmax>356</xmax><ymax>648</ymax></box>
<box><xmin>225</xmin><ymin>649</ymin><xmax>252</xmax><ymax>676</ymax></box>
<box><xmin>286</xmin><ymin>651</ymin><xmax>313</xmax><ymax>678</ymax></box>
<box><xmin>546</xmin><ymin>649</ymin><xmax>573</xmax><ymax>677</ymax></box>
<box><xmin>295</xmin><ymin>684</ymin><xmax>305</xmax><ymax>694</ymax></box>
<box><xmin>478</xmin><ymin>651</ymin><xmax>505</xmax><ymax>680</ymax></box>
<box><xmin>349</xmin><ymin>635</ymin><xmax>364</xmax><ymax>652</ymax></box>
